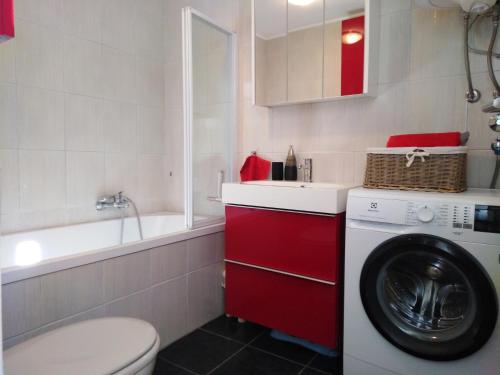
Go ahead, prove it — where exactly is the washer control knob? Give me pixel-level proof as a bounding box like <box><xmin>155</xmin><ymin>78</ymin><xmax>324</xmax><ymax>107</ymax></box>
<box><xmin>417</xmin><ymin>206</ymin><xmax>435</xmax><ymax>223</ymax></box>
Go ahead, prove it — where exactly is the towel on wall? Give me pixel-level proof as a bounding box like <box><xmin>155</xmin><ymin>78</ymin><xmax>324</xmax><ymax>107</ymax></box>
<box><xmin>386</xmin><ymin>132</ymin><xmax>463</xmax><ymax>148</ymax></box>
<box><xmin>240</xmin><ymin>154</ymin><xmax>271</xmax><ymax>182</ymax></box>
<box><xmin>0</xmin><ymin>0</ymin><xmax>15</xmax><ymax>43</ymax></box>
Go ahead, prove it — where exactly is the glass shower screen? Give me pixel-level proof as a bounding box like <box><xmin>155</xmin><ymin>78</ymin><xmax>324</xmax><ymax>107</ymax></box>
<box><xmin>182</xmin><ymin>8</ymin><xmax>236</xmax><ymax>229</ymax></box>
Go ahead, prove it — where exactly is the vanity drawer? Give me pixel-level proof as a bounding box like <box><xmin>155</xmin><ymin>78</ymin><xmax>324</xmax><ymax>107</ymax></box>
<box><xmin>225</xmin><ymin>205</ymin><xmax>344</xmax><ymax>282</ymax></box>
<box><xmin>225</xmin><ymin>262</ymin><xmax>339</xmax><ymax>348</ymax></box>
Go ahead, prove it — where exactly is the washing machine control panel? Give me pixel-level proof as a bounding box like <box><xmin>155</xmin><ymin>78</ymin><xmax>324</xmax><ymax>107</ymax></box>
<box><xmin>405</xmin><ymin>202</ymin><xmax>475</xmax><ymax>230</ymax></box>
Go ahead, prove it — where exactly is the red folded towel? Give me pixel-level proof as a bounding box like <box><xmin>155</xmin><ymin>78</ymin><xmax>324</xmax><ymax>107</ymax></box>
<box><xmin>0</xmin><ymin>0</ymin><xmax>15</xmax><ymax>42</ymax></box>
<box><xmin>386</xmin><ymin>132</ymin><xmax>462</xmax><ymax>148</ymax></box>
<box><xmin>240</xmin><ymin>155</ymin><xmax>271</xmax><ymax>182</ymax></box>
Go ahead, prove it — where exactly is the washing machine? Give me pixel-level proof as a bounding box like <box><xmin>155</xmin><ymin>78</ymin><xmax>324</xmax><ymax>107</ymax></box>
<box><xmin>344</xmin><ymin>187</ymin><xmax>499</xmax><ymax>375</ymax></box>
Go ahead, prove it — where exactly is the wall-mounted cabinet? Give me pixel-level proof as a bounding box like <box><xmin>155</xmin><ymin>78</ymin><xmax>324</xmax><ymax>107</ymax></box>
<box><xmin>253</xmin><ymin>0</ymin><xmax>380</xmax><ymax>107</ymax></box>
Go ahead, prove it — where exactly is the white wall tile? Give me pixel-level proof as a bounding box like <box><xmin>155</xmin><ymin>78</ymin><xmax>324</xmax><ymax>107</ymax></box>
<box><xmin>378</xmin><ymin>10</ymin><xmax>411</xmax><ymax>84</ymax></box>
<box><xmin>164</xmin><ymin>106</ymin><xmax>183</xmax><ymax>156</ymax></box>
<box><xmin>0</xmin><ymin>39</ymin><xmax>16</xmax><ymax>83</ymax></box>
<box><xmin>151</xmin><ymin>241</ymin><xmax>188</xmax><ymax>285</ymax></box>
<box><xmin>468</xmin><ymin>150</ymin><xmax>497</xmax><ymax>188</ymax></box>
<box><xmin>410</xmin><ymin>8</ymin><xmax>464</xmax><ymax>81</ymax></box>
<box><xmin>187</xmin><ymin>262</ymin><xmax>224</xmax><ymax>332</ymax></box>
<box><xmin>1</xmin><ymin>0</ymin><xmax>192</xmax><ymax>233</ymax></box>
<box><xmin>0</xmin><ymin>150</ymin><xmax>19</xmax><ymax>214</ymax></box>
<box><xmin>62</xmin><ymin>0</ymin><xmax>103</xmax><ymax>42</ymax></box>
<box><xmin>15</xmin><ymin>0</ymin><xmax>63</xmax><ymax>29</ymax></box>
<box><xmin>138</xmin><ymin>154</ymin><xmax>166</xmax><ymax>203</ymax></box>
<box><xmin>2</xmin><ymin>276</ymin><xmax>44</xmax><ymax>337</ymax></box>
<box><xmin>381</xmin><ymin>0</ymin><xmax>411</xmax><ymax>15</ymax></box>
<box><xmin>101</xmin><ymin>47</ymin><xmax>136</xmax><ymax>103</ymax></box>
<box><xmin>0</xmin><ymin>83</ymin><xmax>17</xmax><ymax>148</ymax></box>
<box><xmin>65</xmin><ymin>94</ymin><xmax>104</xmax><ymax>151</ymax></box>
<box><xmin>164</xmin><ymin>61</ymin><xmax>183</xmax><ymax>109</ymax></box>
<box><xmin>104</xmin><ymin>289</ymin><xmax>153</xmax><ymax>323</ymax></box>
<box><xmin>187</xmin><ymin>233</ymin><xmax>219</xmax><ymax>271</ymax></box>
<box><xmin>66</xmin><ymin>152</ymin><xmax>105</xmax><ymax>207</ymax></box>
<box><xmin>39</xmin><ymin>262</ymin><xmax>105</xmax><ymax>323</ymax></box>
<box><xmin>63</xmin><ymin>36</ymin><xmax>102</xmax><ymax>97</ymax></box>
<box><xmin>17</xmin><ymin>86</ymin><xmax>64</xmax><ymax>150</ymax></box>
<box><xmin>102</xmin><ymin>0</ymin><xmax>138</xmax><ymax>53</ymax></box>
<box><xmin>102</xmin><ymin>99</ymin><xmax>138</xmax><ymax>153</ymax></box>
<box><xmin>133</xmin><ymin>0</ymin><xmax>164</xmax><ymax>61</ymax></box>
<box><xmin>19</xmin><ymin>150</ymin><xmax>66</xmax><ymax>211</ymax></box>
<box><xmin>103</xmin><ymin>251</ymin><xmax>152</xmax><ymax>301</ymax></box>
<box><xmin>2</xmin><ymin>209</ymin><xmax>68</xmax><ymax>234</ymax></box>
<box><xmin>138</xmin><ymin>106</ymin><xmax>165</xmax><ymax>154</ymax></box>
<box><xmin>104</xmin><ymin>152</ymin><xmax>138</xmax><ymax>199</ymax></box>
<box><xmin>407</xmin><ymin>76</ymin><xmax>465</xmax><ymax>133</ymax></box>
<box><xmin>136</xmin><ymin>58</ymin><xmax>164</xmax><ymax>107</ymax></box>
<box><xmin>15</xmin><ymin>21</ymin><xmax>64</xmax><ymax>90</ymax></box>
<box><xmin>151</xmin><ymin>276</ymin><xmax>188</xmax><ymax>348</ymax></box>
<box><xmin>3</xmin><ymin>305</ymin><xmax>106</xmax><ymax>349</ymax></box>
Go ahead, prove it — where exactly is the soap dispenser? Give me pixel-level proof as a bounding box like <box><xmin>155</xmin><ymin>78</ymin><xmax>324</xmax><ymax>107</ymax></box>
<box><xmin>284</xmin><ymin>145</ymin><xmax>298</xmax><ymax>181</ymax></box>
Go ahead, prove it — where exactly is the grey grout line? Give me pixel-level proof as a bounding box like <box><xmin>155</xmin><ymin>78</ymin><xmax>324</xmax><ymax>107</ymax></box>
<box><xmin>296</xmin><ymin>350</ymin><xmax>318</xmax><ymax>375</ymax></box>
<box><xmin>159</xmin><ymin>322</ymin><xmax>335</xmax><ymax>375</ymax></box>
<box><xmin>205</xmin><ymin>329</ymin><xmax>267</xmax><ymax>375</ymax></box>
<box><xmin>247</xmin><ymin>343</ymin><xmax>315</xmax><ymax>368</ymax></box>
<box><xmin>198</xmin><ymin>327</ymin><xmax>250</xmax><ymax>345</ymax></box>
<box><xmin>157</xmin><ymin>357</ymin><xmax>199</xmax><ymax>375</ymax></box>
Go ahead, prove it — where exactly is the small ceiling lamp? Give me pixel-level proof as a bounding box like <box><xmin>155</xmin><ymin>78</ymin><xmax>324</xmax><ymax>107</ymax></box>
<box><xmin>342</xmin><ymin>31</ymin><xmax>363</xmax><ymax>45</ymax></box>
<box><xmin>288</xmin><ymin>0</ymin><xmax>316</xmax><ymax>6</ymax></box>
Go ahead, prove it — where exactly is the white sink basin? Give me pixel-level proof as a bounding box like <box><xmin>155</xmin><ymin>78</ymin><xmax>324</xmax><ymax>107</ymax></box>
<box><xmin>222</xmin><ymin>180</ymin><xmax>357</xmax><ymax>214</ymax></box>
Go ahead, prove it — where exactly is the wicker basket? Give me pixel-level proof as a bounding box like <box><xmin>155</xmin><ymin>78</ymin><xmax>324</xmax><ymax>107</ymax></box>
<box><xmin>363</xmin><ymin>147</ymin><xmax>467</xmax><ymax>193</ymax></box>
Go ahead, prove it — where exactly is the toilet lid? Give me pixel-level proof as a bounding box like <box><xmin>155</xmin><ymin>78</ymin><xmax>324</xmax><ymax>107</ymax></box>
<box><xmin>4</xmin><ymin>317</ymin><xmax>158</xmax><ymax>375</ymax></box>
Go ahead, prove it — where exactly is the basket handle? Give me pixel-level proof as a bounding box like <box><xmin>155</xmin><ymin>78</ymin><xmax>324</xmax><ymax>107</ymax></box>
<box><xmin>406</xmin><ymin>149</ymin><xmax>430</xmax><ymax>167</ymax></box>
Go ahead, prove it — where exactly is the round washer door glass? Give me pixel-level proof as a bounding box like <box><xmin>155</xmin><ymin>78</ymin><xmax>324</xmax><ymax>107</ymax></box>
<box><xmin>360</xmin><ymin>234</ymin><xmax>497</xmax><ymax>361</ymax></box>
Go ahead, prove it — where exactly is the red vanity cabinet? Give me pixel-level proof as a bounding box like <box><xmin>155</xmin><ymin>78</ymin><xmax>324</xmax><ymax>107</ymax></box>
<box><xmin>224</xmin><ymin>205</ymin><xmax>345</xmax><ymax>348</ymax></box>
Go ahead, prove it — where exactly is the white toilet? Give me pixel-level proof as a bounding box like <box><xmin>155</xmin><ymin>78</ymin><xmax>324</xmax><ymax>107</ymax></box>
<box><xmin>4</xmin><ymin>317</ymin><xmax>160</xmax><ymax>375</ymax></box>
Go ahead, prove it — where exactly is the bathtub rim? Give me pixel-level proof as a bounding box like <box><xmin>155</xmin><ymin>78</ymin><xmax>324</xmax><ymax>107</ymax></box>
<box><xmin>1</xmin><ymin>219</ymin><xmax>225</xmax><ymax>285</ymax></box>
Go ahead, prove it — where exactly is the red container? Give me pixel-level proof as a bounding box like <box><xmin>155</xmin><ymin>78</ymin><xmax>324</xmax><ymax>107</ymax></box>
<box><xmin>0</xmin><ymin>0</ymin><xmax>15</xmax><ymax>42</ymax></box>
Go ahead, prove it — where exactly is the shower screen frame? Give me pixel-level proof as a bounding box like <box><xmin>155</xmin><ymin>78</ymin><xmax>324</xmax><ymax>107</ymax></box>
<box><xmin>182</xmin><ymin>7</ymin><xmax>238</xmax><ymax>230</ymax></box>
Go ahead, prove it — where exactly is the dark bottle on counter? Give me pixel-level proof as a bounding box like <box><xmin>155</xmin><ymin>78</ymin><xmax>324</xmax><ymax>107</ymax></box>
<box><xmin>284</xmin><ymin>145</ymin><xmax>297</xmax><ymax>181</ymax></box>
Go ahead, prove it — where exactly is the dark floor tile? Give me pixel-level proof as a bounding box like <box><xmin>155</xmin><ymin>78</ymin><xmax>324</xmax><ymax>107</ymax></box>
<box><xmin>308</xmin><ymin>354</ymin><xmax>340</xmax><ymax>374</ymax></box>
<box><xmin>158</xmin><ymin>330</ymin><xmax>243</xmax><ymax>374</ymax></box>
<box><xmin>211</xmin><ymin>347</ymin><xmax>304</xmax><ymax>375</ymax></box>
<box><xmin>153</xmin><ymin>358</ymin><xmax>194</xmax><ymax>375</ymax></box>
<box><xmin>301</xmin><ymin>368</ymin><xmax>329</xmax><ymax>375</ymax></box>
<box><xmin>250</xmin><ymin>332</ymin><xmax>316</xmax><ymax>365</ymax></box>
<box><xmin>202</xmin><ymin>315</ymin><xmax>266</xmax><ymax>343</ymax></box>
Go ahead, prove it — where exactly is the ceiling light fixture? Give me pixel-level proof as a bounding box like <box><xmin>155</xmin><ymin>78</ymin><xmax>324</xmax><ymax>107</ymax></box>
<box><xmin>342</xmin><ymin>31</ymin><xmax>363</xmax><ymax>45</ymax></box>
<box><xmin>288</xmin><ymin>0</ymin><xmax>316</xmax><ymax>6</ymax></box>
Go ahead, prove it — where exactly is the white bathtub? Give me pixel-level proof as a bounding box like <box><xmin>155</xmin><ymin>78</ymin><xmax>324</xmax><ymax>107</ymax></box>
<box><xmin>1</xmin><ymin>213</ymin><xmax>225</xmax><ymax>284</ymax></box>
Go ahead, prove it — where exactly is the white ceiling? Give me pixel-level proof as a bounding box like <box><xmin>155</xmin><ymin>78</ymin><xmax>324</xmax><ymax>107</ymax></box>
<box><xmin>255</xmin><ymin>0</ymin><xmax>365</xmax><ymax>39</ymax></box>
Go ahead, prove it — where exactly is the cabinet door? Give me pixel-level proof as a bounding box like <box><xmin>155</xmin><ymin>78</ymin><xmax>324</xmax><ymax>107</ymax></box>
<box><xmin>225</xmin><ymin>206</ymin><xmax>344</xmax><ymax>282</ymax></box>
<box><xmin>225</xmin><ymin>262</ymin><xmax>339</xmax><ymax>348</ymax></box>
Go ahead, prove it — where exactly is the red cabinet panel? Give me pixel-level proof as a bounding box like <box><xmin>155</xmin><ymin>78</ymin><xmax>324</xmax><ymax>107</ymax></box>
<box><xmin>225</xmin><ymin>206</ymin><xmax>344</xmax><ymax>282</ymax></box>
<box><xmin>225</xmin><ymin>262</ymin><xmax>339</xmax><ymax>348</ymax></box>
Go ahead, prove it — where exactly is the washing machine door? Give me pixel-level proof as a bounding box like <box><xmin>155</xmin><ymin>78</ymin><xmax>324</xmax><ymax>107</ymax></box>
<box><xmin>360</xmin><ymin>234</ymin><xmax>497</xmax><ymax>361</ymax></box>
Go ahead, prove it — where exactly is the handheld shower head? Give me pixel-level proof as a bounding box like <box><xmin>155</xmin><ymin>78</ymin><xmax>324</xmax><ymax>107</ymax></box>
<box><xmin>416</xmin><ymin>0</ymin><xmax>496</xmax><ymax>13</ymax></box>
<box><xmin>460</xmin><ymin>0</ymin><xmax>496</xmax><ymax>13</ymax></box>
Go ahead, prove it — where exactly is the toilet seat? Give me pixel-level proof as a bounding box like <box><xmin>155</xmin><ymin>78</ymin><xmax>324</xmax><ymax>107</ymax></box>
<box><xmin>4</xmin><ymin>317</ymin><xmax>159</xmax><ymax>375</ymax></box>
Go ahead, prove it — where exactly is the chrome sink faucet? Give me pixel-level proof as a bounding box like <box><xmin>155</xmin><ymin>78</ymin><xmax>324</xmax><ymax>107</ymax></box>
<box><xmin>302</xmin><ymin>158</ymin><xmax>312</xmax><ymax>183</ymax></box>
<box><xmin>96</xmin><ymin>191</ymin><xmax>130</xmax><ymax>210</ymax></box>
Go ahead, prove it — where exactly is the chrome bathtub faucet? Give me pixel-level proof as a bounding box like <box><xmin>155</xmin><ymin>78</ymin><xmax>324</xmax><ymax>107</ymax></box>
<box><xmin>96</xmin><ymin>191</ymin><xmax>130</xmax><ymax>210</ymax></box>
<box><xmin>96</xmin><ymin>191</ymin><xmax>143</xmax><ymax>243</ymax></box>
